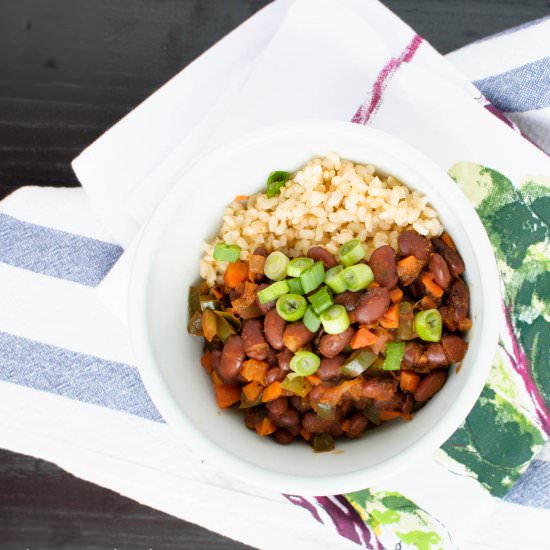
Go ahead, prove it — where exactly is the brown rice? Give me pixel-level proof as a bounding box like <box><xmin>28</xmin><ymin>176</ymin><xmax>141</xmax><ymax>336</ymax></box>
<box><xmin>200</xmin><ymin>153</ymin><xmax>443</xmax><ymax>287</ymax></box>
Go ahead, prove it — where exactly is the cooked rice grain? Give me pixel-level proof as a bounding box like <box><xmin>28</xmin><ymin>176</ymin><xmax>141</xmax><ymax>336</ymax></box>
<box><xmin>200</xmin><ymin>154</ymin><xmax>443</xmax><ymax>286</ymax></box>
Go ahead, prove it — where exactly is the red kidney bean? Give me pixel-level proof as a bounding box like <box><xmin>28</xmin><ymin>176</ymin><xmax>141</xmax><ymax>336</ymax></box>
<box><xmin>270</xmin><ymin>407</ymin><xmax>300</xmax><ymax>429</ymax></box>
<box><xmin>255</xmin><ymin>283</ymin><xmax>276</xmax><ymax>314</ymax></box>
<box><xmin>441</xmin><ymin>335</ymin><xmax>468</xmax><ymax>362</ymax></box>
<box><xmin>318</xmin><ymin>327</ymin><xmax>354</xmax><ymax>358</ymax></box>
<box><xmin>361</xmin><ymin>378</ymin><xmax>398</xmax><ymax>401</ymax></box>
<box><xmin>402</xmin><ymin>342</ymin><xmax>427</xmax><ymax>369</ymax></box>
<box><xmin>265</xmin><ymin>367</ymin><xmax>286</xmax><ymax>385</ymax></box>
<box><xmin>354</xmin><ymin>287</ymin><xmax>390</xmax><ymax>324</ymax></box>
<box><xmin>266</xmin><ymin>396</ymin><xmax>288</xmax><ymax>416</ymax></box>
<box><xmin>265</xmin><ymin>347</ymin><xmax>278</xmax><ymax>367</ymax></box>
<box><xmin>439</xmin><ymin>305</ymin><xmax>457</xmax><ymax>332</ymax></box>
<box><xmin>333</xmin><ymin>291</ymin><xmax>362</xmax><ymax>311</ymax></box>
<box><xmin>283</xmin><ymin>322</ymin><xmax>316</xmax><ymax>352</ymax></box>
<box><xmin>402</xmin><ymin>394</ymin><xmax>414</xmax><ymax>414</ymax></box>
<box><xmin>277</xmin><ymin>347</ymin><xmax>293</xmax><ymax>372</ymax></box>
<box><xmin>253</xmin><ymin>246</ymin><xmax>269</xmax><ymax>257</ymax></box>
<box><xmin>429</xmin><ymin>253</ymin><xmax>451</xmax><ymax>290</ymax></box>
<box><xmin>307</xmin><ymin>246</ymin><xmax>337</xmax><ymax>268</ymax></box>
<box><xmin>329</xmin><ymin>423</ymin><xmax>344</xmax><ymax>437</ymax></box>
<box><xmin>425</xmin><ymin>343</ymin><xmax>449</xmax><ymax>367</ymax></box>
<box><xmin>374</xmin><ymin>392</ymin><xmax>405</xmax><ymax>411</ymax></box>
<box><xmin>431</xmin><ymin>237</ymin><xmax>447</xmax><ymax>253</ymax></box>
<box><xmin>273</xmin><ymin>429</ymin><xmax>295</xmax><ymax>445</ymax></box>
<box><xmin>302</xmin><ymin>412</ymin><xmax>339</xmax><ymax>434</ymax></box>
<box><xmin>264</xmin><ymin>308</ymin><xmax>286</xmax><ymax>350</ymax></box>
<box><xmin>369</xmin><ymin>245</ymin><xmax>398</xmax><ymax>288</ymax></box>
<box><xmin>414</xmin><ymin>370</ymin><xmax>447</xmax><ymax>402</ymax></box>
<box><xmin>448</xmin><ymin>279</ymin><xmax>469</xmax><ymax>322</ymax></box>
<box><xmin>290</xmin><ymin>395</ymin><xmax>311</xmax><ymax>413</ymax></box>
<box><xmin>244</xmin><ymin>409</ymin><xmax>263</xmax><ymax>430</ymax></box>
<box><xmin>241</xmin><ymin>319</ymin><xmax>269</xmax><ymax>360</ymax></box>
<box><xmin>443</xmin><ymin>248</ymin><xmax>465</xmax><ymax>278</ymax></box>
<box><xmin>346</xmin><ymin>413</ymin><xmax>368</xmax><ymax>438</ymax></box>
<box><xmin>398</xmin><ymin>230</ymin><xmax>431</xmax><ymax>262</ymax></box>
<box><xmin>317</xmin><ymin>355</ymin><xmax>346</xmax><ymax>380</ymax></box>
<box><xmin>219</xmin><ymin>335</ymin><xmax>245</xmax><ymax>384</ymax></box>
<box><xmin>210</xmin><ymin>349</ymin><xmax>222</xmax><ymax>372</ymax></box>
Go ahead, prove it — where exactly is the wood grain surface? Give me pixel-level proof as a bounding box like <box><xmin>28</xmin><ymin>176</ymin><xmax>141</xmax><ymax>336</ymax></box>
<box><xmin>0</xmin><ymin>0</ymin><xmax>548</xmax><ymax>548</ymax></box>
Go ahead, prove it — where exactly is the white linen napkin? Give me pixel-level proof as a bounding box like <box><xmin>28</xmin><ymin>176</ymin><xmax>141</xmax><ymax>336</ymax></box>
<box><xmin>1</xmin><ymin>1</ymin><xmax>549</xmax><ymax>549</ymax></box>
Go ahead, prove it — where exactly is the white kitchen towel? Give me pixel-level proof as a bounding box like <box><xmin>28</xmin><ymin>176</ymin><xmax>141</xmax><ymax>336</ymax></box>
<box><xmin>1</xmin><ymin>1</ymin><xmax>549</xmax><ymax>549</ymax></box>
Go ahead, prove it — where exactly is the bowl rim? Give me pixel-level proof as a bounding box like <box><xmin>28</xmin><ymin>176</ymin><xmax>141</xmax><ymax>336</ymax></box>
<box><xmin>128</xmin><ymin>119</ymin><xmax>501</xmax><ymax>495</ymax></box>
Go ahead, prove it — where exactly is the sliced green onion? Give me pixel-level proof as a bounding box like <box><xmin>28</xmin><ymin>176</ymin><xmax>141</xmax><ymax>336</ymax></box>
<box><xmin>290</xmin><ymin>351</ymin><xmax>321</xmax><ymax>376</ymax></box>
<box><xmin>287</xmin><ymin>257</ymin><xmax>314</xmax><ymax>277</ymax></box>
<box><xmin>320</xmin><ymin>304</ymin><xmax>350</xmax><ymax>335</ymax></box>
<box><xmin>342</xmin><ymin>263</ymin><xmax>374</xmax><ymax>292</ymax></box>
<box><xmin>286</xmin><ymin>277</ymin><xmax>305</xmax><ymax>295</ymax></box>
<box><xmin>316</xmin><ymin>402</ymin><xmax>336</xmax><ymax>420</ymax></box>
<box><xmin>303</xmin><ymin>305</ymin><xmax>321</xmax><ymax>333</ymax></box>
<box><xmin>257</xmin><ymin>280</ymin><xmax>289</xmax><ymax>304</ymax></box>
<box><xmin>383</xmin><ymin>341</ymin><xmax>405</xmax><ymax>370</ymax></box>
<box><xmin>266</xmin><ymin>170</ymin><xmax>291</xmax><ymax>198</ymax></box>
<box><xmin>264</xmin><ymin>251</ymin><xmax>289</xmax><ymax>281</ymax></box>
<box><xmin>213</xmin><ymin>243</ymin><xmax>241</xmax><ymax>263</ymax></box>
<box><xmin>341</xmin><ymin>349</ymin><xmax>377</xmax><ymax>378</ymax></box>
<box><xmin>276</xmin><ymin>294</ymin><xmax>307</xmax><ymax>322</ymax></box>
<box><xmin>280</xmin><ymin>372</ymin><xmax>309</xmax><ymax>397</ymax></box>
<box><xmin>324</xmin><ymin>265</ymin><xmax>347</xmax><ymax>293</ymax></box>
<box><xmin>414</xmin><ymin>309</ymin><xmax>443</xmax><ymax>342</ymax></box>
<box><xmin>308</xmin><ymin>286</ymin><xmax>333</xmax><ymax>315</ymax></box>
<box><xmin>300</xmin><ymin>261</ymin><xmax>325</xmax><ymax>294</ymax></box>
<box><xmin>338</xmin><ymin>239</ymin><xmax>365</xmax><ymax>266</ymax></box>
<box><xmin>313</xmin><ymin>433</ymin><xmax>335</xmax><ymax>453</ymax></box>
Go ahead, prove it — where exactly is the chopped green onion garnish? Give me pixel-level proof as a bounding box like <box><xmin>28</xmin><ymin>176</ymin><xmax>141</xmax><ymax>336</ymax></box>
<box><xmin>341</xmin><ymin>349</ymin><xmax>377</xmax><ymax>378</ymax></box>
<box><xmin>414</xmin><ymin>309</ymin><xmax>443</xmax><ymax>342</ymax></box>
<box><xmin>290</xmin><ymin>351</ymin><xmax>321</xmax><ymax>376</ymax></box>
<box><xmin>300</xmin><ymin>261</ymin><xmax>325</xmax><ymax>294</ymax></box>
<box><xmin>383</xmin><ymin>341</ymin><xmax>405</xmax><ymax>370</ymax></box>
<box><xmin>320</xmin><ymin>304</ymin><xmax>350</xmax><ymax>334</ymax></box>
<box><xmin>313</xmin><ymin>433</ymin><xmax>335</xmax><ymax>453</ymax></box>
<box><xmin>324</xmin><ymin>265</ymin><xmax>347</xmax><ymax>293</ymax></box>
<box><xmin>280</xmin><ymin>372</ymin><xmax>309</xmax><ymax>397</ymax></box>
<box><xmin>266</xmin><ymin>171</ymin><xmax>291</xmax><ymax>198</ymax></box>
<box><xmin>303</xmin><ymin>305</ymin><xmax>321</xmax><ymax>332</ymax></box>
<box><xmin>276</xmin><ymin>294</ymin><xmax>307</xmax><ymax>322</ymax></box>
<box><xmin>342</xmin><ymin>263</ymin><xmax>374</xmax><ymax>292</ymax></box>
<box><xmin>213</xmin><ymin>243</ymin><xmax>241</xmax><ymax>263</ymax></box>
<box><xmin>287</xmin><ymin>257</ymin><xmax>314</xmax><ymax>277</ymax></box>
<box><xmin>316</xmin><ymin>402</ymin><xmax>336</xmax><ymax>420</ymax></box>
<box><xmin>257</xmin><ymin>280</ymin><xmax>289</xmax><ymax>304</ymax></box>
<box><xmin>308</xmin><ymin>285</ymin><xmax>333</xmax><ymax>315</ymax></box>
<box><xmin>338</xmin><ymin>239</ymin><xmax>365</xmax><ymax>266</ymax></box>
<box><xmin>286</xmin><ymin>277</ymin><xmax>305</xmax><ymax>295</ymax></box>
<box><xmin>264</xmin><ymin>251</ymin><xmax>289</xmax><ymax>281</ymax></box>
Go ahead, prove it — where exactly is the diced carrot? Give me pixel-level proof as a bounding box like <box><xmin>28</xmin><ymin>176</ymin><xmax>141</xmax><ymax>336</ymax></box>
<box><xmin>420</xmin><ymin>295</ymin><xmax>438</xmax><ymax>310</ymax></box>
<box><xmin>211</xmin><ymin>371</ymin><xmax>224</xmax><ymax>387</ymax></box>
<box><xmin>224</xmin><ymin>261</ymin><xmax>249</xmax><ymax>288</ymax></box>
<box><xmin>421</xmin><ymin>273</ymin><xmax>444</xmax><ymax>298</ymax></box>
<box><xmin>211</xmin><ymin>287</ymin><xmax>223</xmax><ymax>299</ymax></box>
<box><xmin>400</xmin><ymin>371</ymin><xmax>420</xmax><ymax>392</ymax></box>
<box><xmin>261</xmin><ymin>381</ymin><xmax>283</xmax><ymax>402</ymax></box>
<box><xmin>255</xmin><ymin>417</ymin><xmax>276</xmax><ymax>436</ymax></box>
<box><xmin>242</xmin><ymin>381</ymin><xmax>263</xmax><ymax>403</ymax></box>
<box><xmin>241</xmin><ymin>359</ymin><xmax>269</xmax><ymax>385</ymax></box>
<box><xmin>368</xmin><ymin>281</ymin><xmax>380</xmax><ymax>288</ymax></box>
<box><xmin>441</xmin><ymin>232</ymin><xmax>456</xmax><ymax>250</ymax></box>
<box><xmin>300</xmin><ymin>428</ymin><xmax>311</xmax><ymax>441</ymax></box>
<box><xmin>201</xmin><ymin>351</ymin><xmax>213</xmax><ymax>374</ymax></box>
<box><xmin>401</xmin><ymin>413</ymin><xmax>413</xmax><ymax>421</ymax></box>
<box><xmin>458</xmin><ymin>318</ymin><xmax>472</xmax><ymax>331</ymax></box>
<box><xmin>371</xmin><ymin>327</ymin><xmax>392</xmax><ymax>355</ymax></box>
<box><xmin>341</xmin><ymin>419</ymin><xmax>351</xmax><ymax>433</ymax></box>
<box><xmin>351</xmin><ymin>327</ymin><xmax>378</xmax><ymax>349</ymax></box>
<box><xmin>234</xmin><ymin>195</ymin><xmax>249</xmax><ymax>202</ymax></box>
<box><xmin>389</xmin><ymin>288</ymin><xmax>403</xmax><ymax>304</ymax></box>
<box><xmin>214</xmin><ymin>384</ymin><xmax>241</xmax><ymax>408</ymax></box>
<box><xmin>396</xmin><ymin>255</ymin><xmax>422</xmax><ymax>282</ymax></box>
<box><xmin>306</xmin><ymin>374</ymin><xmax>322</xmax><ymax>386</ymax></box>
<box><xmin>380</xmin><ymin>304</ymin><xmax>399</xmax><ymax>329</ymax></box>
<box><xmin>378</xmin><ymin>410</ymin><xmax>401</xmax><ymax>421</ymax></box>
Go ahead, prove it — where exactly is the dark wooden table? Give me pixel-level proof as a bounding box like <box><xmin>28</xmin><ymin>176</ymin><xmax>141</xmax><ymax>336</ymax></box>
<box><xmin>1</xmin><ymin>1</ymin><xmax>548</xmax><ymax>548</ymax></box>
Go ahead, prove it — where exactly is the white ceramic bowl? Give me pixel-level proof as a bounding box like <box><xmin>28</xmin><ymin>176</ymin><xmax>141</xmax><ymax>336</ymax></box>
<box><xmin>129</xmin><ymin>120</ymin><xmax>500</xmax><ymax>496</ymax></box>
